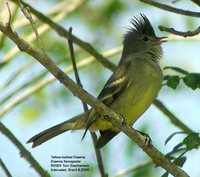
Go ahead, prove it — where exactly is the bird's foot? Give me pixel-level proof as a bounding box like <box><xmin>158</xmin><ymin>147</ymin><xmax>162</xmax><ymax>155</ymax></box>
<box><xmin>104</xmin><ymin>113</ymin><xmax>126</xmax><ymax>129</ymax></box>
<box><xmin>118</xmin><ymin>113</ymin><xmax>127</xmax><ymax>127</ymax></box>
<box><xmin>137</xmin><ymin>130</ymin><xmax>152</xmax><ymax>146</ymax></box>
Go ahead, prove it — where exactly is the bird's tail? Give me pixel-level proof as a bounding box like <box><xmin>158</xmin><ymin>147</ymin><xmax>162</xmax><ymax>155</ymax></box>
<box><xmin>27</xmin><ymin>112</ymin><xmax>89</xmax><ymax>148</ymax></box>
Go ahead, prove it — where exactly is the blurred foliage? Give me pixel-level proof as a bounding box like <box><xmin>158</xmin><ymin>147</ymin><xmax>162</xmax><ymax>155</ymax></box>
<box><xmin>19</xmin><ymin>90</ymin><xmax>47</xmax><ymax>123</ymax></box>
<box><xmin>132</xmin><ymin>166</ymin><xmax>152</xmax><ymax>177</ymax></box>
<box><xmin>163</xmin><ymin>132</ymin><xmax>200</xmax><ymax>177</ymax></box>
<box><xmin>77</xmin><ymin>0</ymin><xmax>126</xmax><ymax>30</ymax></box>
<box><xmin>164</xmin><ymin>66</ymin><xmax>200</xmax><ymax>90</ymax></box>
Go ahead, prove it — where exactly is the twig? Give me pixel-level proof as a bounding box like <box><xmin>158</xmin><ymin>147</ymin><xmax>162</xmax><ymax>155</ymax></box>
<box><xmin>67</xmin><ymin>27</ymin><xmax>107</xmax><ymax>177</ymax></box>
<box><xmin>112</xmin><ymin>160</ymin><xmax>152</xmax><ymax>177</ymax></box>
<box><xmin>153</xmin><ymin>99</ymin><xmax>193</xmax><ymax>134</ymax></box>
<box><xmin>159</xmin><ymin>25</ymin><xmax>200</xmax><ymax>37</ymax></box>
<box><xmin>0</xmin><ymin>122</ymin><xmax>50</xmax><ymax>177</ymax></box>
<box><xmin>0</xmin><ymin>4</ymin><xmax>18</xmax><ymax>49</ymax></box>
<box><xmin>68</xmin><ymin>27</ymin><xmax>84</xmax><ymax>95</ymax></box>
<box><xmin>10</xmin><ymin>0</ymin><xmax>116</xmax><ymax>71</ymax></box>
<box><xmin>17</xmin><ymin>0</ymin><xmax>45</xmax><ymax>53</ymax></box>
<box><xmin>139</xmin><ymin>0</ymin><xmax>200</xmax><ymax>18</ymax></box>
<box><xmin>90</xmin><ymin>133</ymin><xmax>108</xmax><ymax>177</ymax></box>
<box><xmin>0</xmin><ymin>158</ymin><xmax>12</xmax><ymax>177</ymax></box>
<box><xmin>5</xmin><ymin>0</ymin><xmax>12</xmax><ymax>24</ymax></box>
<box><xmin>0</xmin><ymin>22</ymin><xmax>189</xmax><ymax>177</ymax></box>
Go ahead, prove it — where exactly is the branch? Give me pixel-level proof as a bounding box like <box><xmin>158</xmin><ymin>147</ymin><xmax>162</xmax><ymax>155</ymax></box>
<box><xmin>0</xmin><ymin>158</ymin><xmax>12</xmax><ymax>177</ymax></box>
<box><xmin>159</xmin><ymin>25</ymin><xmax>200</xmax><ymax>37</ymax></box>
<box><xmin>10</xmin><ymin>0</ymin><xmax>116</xmax><ymax>71</ymax></box>
<box><xmin>90</xmin><ymin>133</ymin><xmax>108</xmax><ymax>177</ymax></box>
<box><xmin>17</xmin><ymin>0</ymin><xmax>45</xmax><ymax>52</ymax></box>
<box><xmin>67</xmin><ymin>27</ymin><xmax>107</xmax><ymax>177</ymax></box>
<box><xmin>139</xmin><ymin>0</ymin><xmax>200</xmax><ymax>17</ymax></box>
<box><xmin>0</xmin><ymin>122</ymin><xmax>50</xmax><ymax>177</ymax></box>
<box><xmin>0</xmin><ymin>22</ymin><xmax>189</xmax><ymax>177</ymax></box>
<box><xmin>153</xmin><ymin>99</ymin><xmax>193</xmax><ymax>134</ymax></box>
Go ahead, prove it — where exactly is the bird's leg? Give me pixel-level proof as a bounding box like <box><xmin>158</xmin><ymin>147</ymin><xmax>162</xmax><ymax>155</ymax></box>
<box><xmin>118</xmin><ymin>113</ymin><xmax>127</xmax><ymax>126</ymax></box>
<box><xmin>136</xmin><ymin>130</ymin><xmax>152</xmax><ymax>146</ymax></box>
<box><xmin>104</xmin><ymin>113</ymin><xmax>127</xmax><ymax>129</ymax></box>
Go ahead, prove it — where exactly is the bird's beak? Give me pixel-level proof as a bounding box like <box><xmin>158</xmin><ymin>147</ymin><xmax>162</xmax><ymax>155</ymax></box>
<box><xmin>156</xmin><ymin>36</ymin><xmax>167</xmax><ymax>43</ymax></box>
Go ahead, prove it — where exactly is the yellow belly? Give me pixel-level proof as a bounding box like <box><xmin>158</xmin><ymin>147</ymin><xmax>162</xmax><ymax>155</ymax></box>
<box><xmin>90</xmin><ymin>58</ymin><xmax>162</xmax><ymax>131</ymax></box>
<box><xmin>91</xmin><ymin>80</ymin><xmax>161</xmax><ymax>131</ymax></box>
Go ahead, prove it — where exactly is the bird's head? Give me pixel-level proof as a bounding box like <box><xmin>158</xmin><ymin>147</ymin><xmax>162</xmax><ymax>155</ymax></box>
<box><xmin>122</xmin><ymin>14</ymin><xmax>166</xmax><ymax>62</ymax></box>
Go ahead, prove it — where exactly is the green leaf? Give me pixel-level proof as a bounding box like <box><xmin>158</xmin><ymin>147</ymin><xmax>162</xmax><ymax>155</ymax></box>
<box><xmin>164</xmin><ymin>66</ymin><xmax>189</xmax><ymax>75</ymax></box>
<box><xmin>163</xmin><ymin>75</ymin><xmax>170</xmax><ymax>80</ymax></box>
<box><xmin>173</xmin><ymin>156</ymin><xmax>186</xmax><ymax>167</ymax></box>
<box><xmin>183</xmin><ymin>133</ymin><xmax>200</xmax><ymax>150</ymax></box>
<box><xmin>0</xmin><ymin>61</ymin><xmax>6</xmax><ymax>68</ymax></box>
<box><xmin>165</xmin><ymin>132</ymin><xmax>185</xmax><ymax>145</ymax></box>
<box><xmin>166</xmin><ymin>75</ymin><xmax>180</xmax><ymax>89</ymax></box>
<box><xmin>183</xmin><ymin>73</ymin><xmax>200</xmax><ymax>90</ymax></box>
<box><xmin>165</xmin><ymin>154</ymin><xmax>176</xmax><ymax>161</ymax></box>
<box><xmin>172</xmin><ymin>142</ymin><xmax>185</xmax><ymax>152</ymax></box>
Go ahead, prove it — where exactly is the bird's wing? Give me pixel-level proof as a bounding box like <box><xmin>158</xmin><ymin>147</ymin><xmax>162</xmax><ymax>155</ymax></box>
<box><xmin>98</xmin><ymin>70</ymin><xmax>129</xmax><ymax>105</ymax></box>
<box><xmin>81</xmin><ymin>65</ymin><xmax>130</xmax><ymax>140</ymax></box>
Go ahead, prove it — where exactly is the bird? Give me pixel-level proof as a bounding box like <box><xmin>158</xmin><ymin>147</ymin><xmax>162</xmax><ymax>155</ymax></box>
<box><xmin>27</xmin><ymin>14</ymin><xmax>166</xmax><ymax>149</ymax></box>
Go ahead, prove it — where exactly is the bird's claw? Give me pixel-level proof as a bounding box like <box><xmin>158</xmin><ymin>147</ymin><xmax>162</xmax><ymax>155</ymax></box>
<box><xmin>137</xmin><ymin>130</ymin><xmax>152</xmax><ymax>146</ymax></box>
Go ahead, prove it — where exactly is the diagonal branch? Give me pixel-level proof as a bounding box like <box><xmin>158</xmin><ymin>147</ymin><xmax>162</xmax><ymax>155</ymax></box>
<box><xmin>159</xmin><ymin>25</ymin><xmax>200</xmax><ymax>37</ymax></box>
<box><xmin>67</xmin><ymin>27</ymin><xmax>107</xmax><ymax>177</ymax></box>
<box><xmin>139</xmin><ymin>0</ymin><xmax>200</xmax><ymax>18</ymax></box>
<box><xmin>0</xmin><ymin>21</ymin><xmax>189</xmax><ymax>177</ymax></box>
<box><xmin>17</xmin><ymin>0</ymin><xmax>45</xmax><ymax>52</ymax></box>
<box><xmin>0</xmin><ymin>158</ymin><xmax>12</xmax><ymax>177</ymax></box>
<box><xmin>0</xmin><ymin>122</ymin><xmax>50</xmax><ymax>177</ymax></box>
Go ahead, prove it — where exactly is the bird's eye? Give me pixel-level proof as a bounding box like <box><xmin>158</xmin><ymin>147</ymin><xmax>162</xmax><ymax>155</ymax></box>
<box><xmin>142</xmin><ymin>36</ymin><xmax>149</xmax><ymax>42</ymax></box>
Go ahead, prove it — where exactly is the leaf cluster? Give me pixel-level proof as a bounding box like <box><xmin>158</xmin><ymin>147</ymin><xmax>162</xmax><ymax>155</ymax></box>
<box><xmin>162</xmin><ymin>132</ymin><xmax>200</xmax><ymax>177</ymax></box>
<box><xmin>164</xmin><ymin>66</ymin><xmax>200</xmax><ymax>90</ymax></box>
